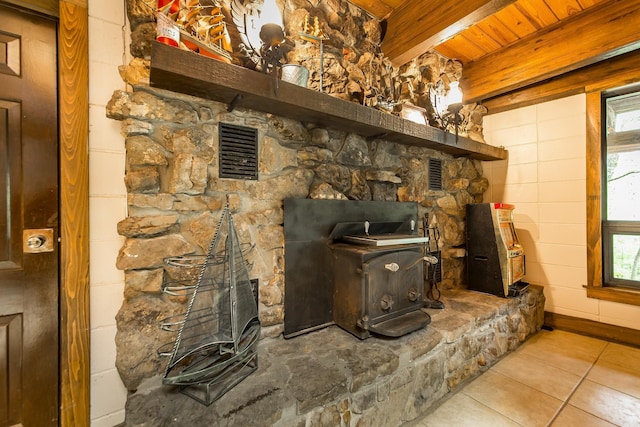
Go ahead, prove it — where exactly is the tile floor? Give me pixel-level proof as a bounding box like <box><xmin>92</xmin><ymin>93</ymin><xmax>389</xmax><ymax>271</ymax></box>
<box><xmin>406</xmin><ymin>329</ymin><xmax>640</xmax><ymax>427</ymax></box>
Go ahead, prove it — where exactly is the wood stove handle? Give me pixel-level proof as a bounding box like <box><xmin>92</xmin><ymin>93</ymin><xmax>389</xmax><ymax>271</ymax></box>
<box><xmin>385</xmin><ymin>262</ymin><xmax>400</xmax><ymax>272</ymax></box>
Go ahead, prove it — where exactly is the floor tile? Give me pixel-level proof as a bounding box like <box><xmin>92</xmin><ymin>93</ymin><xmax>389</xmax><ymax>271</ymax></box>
<box><xmin>597</xmin><ymin>342</ymin><xmax>640</xmax><ymax>374</ymax></box>
<box><xmin>521</xmin><ymin>329</ymin><xmax>607</xmax><ymax>356</ymax></box>
<box><xmin>404</xmin><ymin>331</ymin><xmax>640</xmax><ymax>427</ymax></box>
<box><xmin>419</xmin><ymin>393</ymin><xmax>521</xmax><ymax>427</ymax></box>
<box><xmin>587</xmin><ymin>358</ymin><xmax>640</xmax><ymax>400</ymax></box>
<box><xmin>462</xmin><ymin>370</ymin><xmax>563</xmax><ymax>427</ymax></box>
<box><xmin>515</xmin><ymin>330</ymin><xmax>606</xmax><ymax>376</ymax></box>
<box><xmin>492</xmin><ymin>351</ymin><xmax>582</xmax><ymax>401</ymax></box>
<box><xmin>569</xmin><ymin>379</ymin><xmax>640</xmax><ymax>426</ymax></box>
<box><xmin>550</xmin><ymin>404</ymin><xmax>616</xmax><ymax>427</ymax></box>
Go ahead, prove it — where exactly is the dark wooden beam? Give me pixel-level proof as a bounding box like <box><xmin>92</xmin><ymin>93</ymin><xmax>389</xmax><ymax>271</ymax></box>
<box><xmin>149</xmin><ymin>41</ymin><xmax>507</xmax><ymax>161</ymax></box>
<box><xmin>381</xmin><ymin>0</ymin><xmax>515</xmax><ymax>66</ymax></box>
<box><xmin>482</xmin><ymin>50</ymin><xmax>640</xmax><ymax>114</ymax></box>
<box><xmin>461</xmin><ymin>0</ymin><xmax>640</xmax><ymax>104</ymax></box>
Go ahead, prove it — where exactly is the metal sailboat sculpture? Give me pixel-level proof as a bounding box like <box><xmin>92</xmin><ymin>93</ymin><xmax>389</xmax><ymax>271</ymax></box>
<box><xmin>161</xmin><ymin>199</ymin><xmax>260</xmax><ymax>405</ymax></box>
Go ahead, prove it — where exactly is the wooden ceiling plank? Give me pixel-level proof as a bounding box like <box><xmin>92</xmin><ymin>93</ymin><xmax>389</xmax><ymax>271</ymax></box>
<box><xmin>544</xmin><ymin>0</ymin><xmax>584</xmax><ymax>19</ymax></box>
<box><xmin>474</xmin><ymin>16</ymin><xmax>519</xmax><ymax>46</ymax></box>
<box><xmin>440</xmin><ymin>34</ymin><xmax>488</xmax><ymax>63</ymax></box>
<box><xmin>346</xmin><ymin>0</ymin><xmax>394</xmax><ymax>19</ymax></box>
<box><xmin>381</xmin><ymin>0</ymin><xmax>517</xmax><ymax>66</ymax></box>
<box><xmin>494</xmin><ymin>3</ymin><xmax>539</xmax><ymax>38</ymax></box>
<box><xmin>515</xmin><ymin>0</ymin><xmax>559</xmax><ymax>28</ymax></box>
<box><xmin>433</xmin><ymin>43</ymin><xmax>469</xmax><ymax>64</ymax></box>
<box><xmin>577</xmin><ymin>0</ymin><xmax>603</xmax><ymax>7</ymax></box>
<box><xmin>462</xmin><ymin>25</ymin><xmax>503</xmax><ymax>53</ymax></box>
<box><xmin>460</xmin><ymin>0</ymin><xmax>640</xmax><ymax>103</ymax></box>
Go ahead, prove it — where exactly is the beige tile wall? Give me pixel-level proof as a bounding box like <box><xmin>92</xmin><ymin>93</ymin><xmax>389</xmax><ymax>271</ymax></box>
<box><xmin>88</xmin><ymin>1</ymin><xmax>128</xmax><ymax>425</ymax></box>
<box><xmin>483</xmin><ymin>94</ymin><xmax>640</xmax><ymax>331</ymax></box>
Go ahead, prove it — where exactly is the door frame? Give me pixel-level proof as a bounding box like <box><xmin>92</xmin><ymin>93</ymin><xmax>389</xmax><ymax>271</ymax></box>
<box><xmin>58</xmin><ymin>1</ymin><xmax>90</xmax><ymax>425</ymax></box>
<box><xmin>0</xmin><ymin>1</ymin><xmax>89</xmax><ymax>424</ymax></box>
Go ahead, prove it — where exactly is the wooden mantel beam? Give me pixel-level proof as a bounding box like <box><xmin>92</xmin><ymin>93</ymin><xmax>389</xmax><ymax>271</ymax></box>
<box><xmin>380</xmin><ymin>0</ymin><xmax>515</xmax><ymax>67</ymax></box>
<box><xmin>461</xmin><ymin>0</ymin><xmax>640</xmax><ymax>104</ymax></box>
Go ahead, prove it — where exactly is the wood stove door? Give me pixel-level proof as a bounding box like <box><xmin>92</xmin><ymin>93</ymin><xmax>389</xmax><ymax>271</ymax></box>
<box><xmin>365</xmin><ymin>250</ymin><xmax>424</xmax><ymax>324</ymax></box>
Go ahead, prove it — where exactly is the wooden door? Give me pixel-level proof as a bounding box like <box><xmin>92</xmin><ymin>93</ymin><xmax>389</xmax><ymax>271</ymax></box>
<box><xmin>0</xmin><ymin>4</ymin><xmax>59</xmax><ymax>426</ymax></box>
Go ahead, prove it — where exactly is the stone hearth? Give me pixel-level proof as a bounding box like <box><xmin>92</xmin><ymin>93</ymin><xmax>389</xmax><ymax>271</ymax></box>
<box><xmin>124</xmin><ymin>286</ymin><xmax>544</xmax><ymax>426</ymax></box>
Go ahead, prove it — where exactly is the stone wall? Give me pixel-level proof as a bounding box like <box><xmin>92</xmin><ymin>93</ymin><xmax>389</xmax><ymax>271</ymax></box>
<box><xmin>106</xmin><ymin>84</ymin><xmax>489</xmax><ymax>391</ymax></box>
<box><xmin>111</xmin><ymin>0</ymin><xmax>490</xmax><ymax>395</ymax></box>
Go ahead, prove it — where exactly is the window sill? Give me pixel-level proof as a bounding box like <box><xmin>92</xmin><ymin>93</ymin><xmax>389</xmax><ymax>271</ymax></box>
<box><xmin>586</xmin><ymin>285</ymin><xmax>640</xmax><ymax>306</ymax></box>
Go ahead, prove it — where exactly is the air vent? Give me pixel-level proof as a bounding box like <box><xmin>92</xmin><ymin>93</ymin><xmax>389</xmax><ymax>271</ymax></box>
<box><xmin>428</xmin><ymin>158</ymin><xmax>443</xmax><ymax>191</ymax></box>
<box><xmin>219</xmin><ymin>122</ymin><xmax>258</xmax><ymax>180</ymax></box>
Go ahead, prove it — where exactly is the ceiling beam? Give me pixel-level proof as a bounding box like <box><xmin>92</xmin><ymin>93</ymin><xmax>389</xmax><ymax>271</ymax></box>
<box><xmin>482</xmin><ymin>50</ymin><xmax>640</xmax><ymax>114</ymax></box>
<box><xmin>460</xmin><ymin>0</ymin><xmax>640</xmax><ymax>103</ymax></box>
<box><xmin>380</xmin><ymin>0</ymin><xmax>516</xmax><ymax>66</ymax></box>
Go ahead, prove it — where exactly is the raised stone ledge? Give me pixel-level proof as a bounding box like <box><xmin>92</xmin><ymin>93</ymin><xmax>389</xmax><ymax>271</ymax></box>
<box><xmin>124</xmin><ymin>286</ymin><xmax>544</xmax><ymax>426</ymax></box>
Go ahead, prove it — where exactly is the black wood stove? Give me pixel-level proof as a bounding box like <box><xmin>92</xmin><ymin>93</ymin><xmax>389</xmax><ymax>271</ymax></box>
<box><xmin>329</xmin><ymin>221</ymin><xmax>431</xmax><ymax>339</ymax></box>
<box><xmin>283</xmin><ymin>199</ymin><xmax>431</xmax><ymax>340</ymax></box>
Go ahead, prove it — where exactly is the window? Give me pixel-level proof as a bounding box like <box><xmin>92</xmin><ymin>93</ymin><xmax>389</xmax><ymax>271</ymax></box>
<box><xmin>602</xmin><ymin>90</ymin><xmax>640</xmax><ymax>289</ymax></box>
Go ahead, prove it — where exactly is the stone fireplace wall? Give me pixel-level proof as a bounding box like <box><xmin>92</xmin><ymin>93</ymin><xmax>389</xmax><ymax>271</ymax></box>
<box><xmin>110</xmin><ymin>0</ymin><xmax>490</xmax><ymax>392</ymax></box>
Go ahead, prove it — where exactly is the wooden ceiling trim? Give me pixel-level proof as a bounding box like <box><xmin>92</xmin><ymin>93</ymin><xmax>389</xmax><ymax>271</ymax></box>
<box><xmin>381</xmin><ymin>0</ymin><xmax>516</xmax><ymax>66</ymax></box>
<box><xmin>460</xmin><ymin>0</ymin><xmax>640</xmax><ymax>103</ymax></box>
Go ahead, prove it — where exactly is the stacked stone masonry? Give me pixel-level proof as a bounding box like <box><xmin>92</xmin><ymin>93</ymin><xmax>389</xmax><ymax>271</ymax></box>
<box><xmin>107</xmin><ymin>85</ymin><xmax>490</xmax><ymax>391</ymax></box>
<box><xmin>124</xmin><ymin>287</ymin><xmax>545</xmax><ymax>426</ymax></box>
<box><xmin>112</xmin><ymin>0</ymin><xmax>517</xmax><ymax>421</ymax></box>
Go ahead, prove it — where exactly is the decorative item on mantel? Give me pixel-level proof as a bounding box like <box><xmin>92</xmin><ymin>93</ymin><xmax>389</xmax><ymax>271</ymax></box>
<box><xmin>156</xmin><ymin>0</ymin><xmax>181</xmax><ymax>47</ymax></box>
<box><xmin>430</xmin><ymin>79</ymin><xmax>464</xmax><ymax>140</ymax></box>
<box><xmin>157</xmin><ymin>198</ymin><xmax>260</xmax><ymax>406</ymax></box>
<box><xmin>397</xmin><ymin>102</ymin><xmax>428</xmax><ymax>126</ymax></box>
<box><xmin>280</xmin><ymin>63</ymin><xmax>309</xmax><ymax>87</ymax></box>
<box><xmin>298</xmin><ymin>14</ymin><xmax>329</xmax><ymax>92</ymax></box>
<box><xmin>231</xmin><ymin>0</ymin><xmax>293</xmax><ymax>73</ymax></box>
<box><xmin>155</xmin><ymin>0</ymin><xmax>233</xmax><ymax>63</ymax></box>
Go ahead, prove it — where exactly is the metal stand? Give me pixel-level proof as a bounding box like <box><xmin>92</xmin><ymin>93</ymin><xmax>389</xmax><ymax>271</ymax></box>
<box><xmin>299</xmin><ymin>32</ymin><xmax>328</xmax><ymax>92</ymax></box>
<box><xmin>159</xmin><ymin>198</ymin><xmax>260</xmax><ymax>405</ymax></box>
<box><xmin>423</xmin><ymin>213</ymin><xmax>445</xmax><ymax>309</ymax></box>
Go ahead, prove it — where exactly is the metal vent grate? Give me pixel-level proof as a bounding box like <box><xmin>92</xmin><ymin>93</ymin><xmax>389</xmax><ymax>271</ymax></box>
<box><xmin>219</xmin><ymin>122</ymin><xmax>258</xmax><ymax>180</ymax></box>
<box><xmin>428</xmin><ymin>158</ymin><xmax>443</xmax><ymax>191</ymax></box>
<box><xmin>428</xmin><ymin>250</ymin><xmax>443</xmax><ymax>283</ymax></box>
